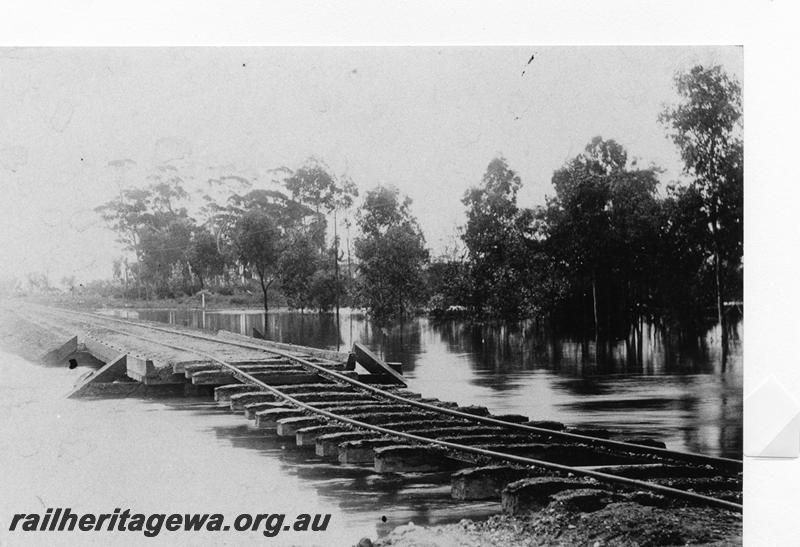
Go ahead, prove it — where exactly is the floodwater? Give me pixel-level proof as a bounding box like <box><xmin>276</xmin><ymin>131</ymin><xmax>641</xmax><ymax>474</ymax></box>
<box><xmin>0</xmin><ymin>349</ymin><xmax>494</xmax><ymax>546</ymax></box>
<box><xmin>114</xmin><ymin>307</ymin><xmax>743</xmax><ymax>458</ymax></box>
<box><xmin>1</xmin><ymin>308</ymin><xmax>742</xmax><ymax>546</ymax></box>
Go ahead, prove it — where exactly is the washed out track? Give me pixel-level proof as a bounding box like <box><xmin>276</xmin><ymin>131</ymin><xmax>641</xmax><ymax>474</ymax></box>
<box><xmin>16</xmin><ymin>304</ymin><xmax>743</xmax><ymax>515</ymax></box>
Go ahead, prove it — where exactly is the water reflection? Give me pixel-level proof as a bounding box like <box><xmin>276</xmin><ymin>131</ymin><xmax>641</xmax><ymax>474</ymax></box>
<box><xmin>101</xmin><ymin>308</ymin><xmax>742</xmax><ymax>458</ymax></box>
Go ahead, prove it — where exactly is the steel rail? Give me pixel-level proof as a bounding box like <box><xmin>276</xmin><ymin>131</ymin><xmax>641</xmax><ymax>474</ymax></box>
<box><xmin>32</xmin><ymin>305</ymin><xmax>743</xmax><ymax>472</ymax></box>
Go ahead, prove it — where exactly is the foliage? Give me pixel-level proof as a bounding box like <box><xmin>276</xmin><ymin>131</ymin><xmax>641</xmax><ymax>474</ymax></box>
<box><xmin>544</xmin><ymin>138</ymin><xmax>663</xmax><ymax>338</ymax></box>
<box><xmin>660</xmin><ymin>64</ymin><xmax>743</xmax><ymax>348</ymax></box>
<box><xmin>461</xmin><ymin>157</ymin><xmax>536</xmax><ymax>317</ymax></box>
<box><xmin>89</xmin><ymin>64</ymin><xmax>741</xmax><ymax>352</ymax></box>
<box><xmin>354</xmin><ymin>186</ymin><xmax>429</xmax><ymax>321</ymax></box>
<box><xmin>232</xmin><ymin>208</ymin><xmax>282</xmax><ymax>312</ymax></box>
<box><xmin>186</xmin><ymin>227</ymin><xmax>225</xmax><ymax>290</ymax></box>
<box><xmin>277</xmin><ymin>231</ymin><xmax>321</xmax><ymax>312</ymax></box>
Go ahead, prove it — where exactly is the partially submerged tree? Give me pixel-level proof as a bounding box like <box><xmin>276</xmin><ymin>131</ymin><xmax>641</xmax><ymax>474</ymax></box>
<box><xmin>660</xmin><ymin>65</ymin><xmax>743</xmax><ymax>358</ymax></box>
<box><xmin>545</xmin><ymin>137</ymin><xmax>662</xmax><ymax>348</ymax></box>
<box><xmin>462</xmin><ymin>157</ymin><xmax>529</xmax><ymax>316</ymax></box>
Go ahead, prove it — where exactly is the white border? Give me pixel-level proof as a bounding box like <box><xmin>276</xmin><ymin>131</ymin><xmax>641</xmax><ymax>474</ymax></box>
<box><xmin>2</xmin><ymin>1</ymin><xmax>798</xmax><ymax>544</ymax></box>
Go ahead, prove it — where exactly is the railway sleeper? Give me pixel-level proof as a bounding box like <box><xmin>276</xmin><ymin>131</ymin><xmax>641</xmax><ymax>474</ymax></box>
<box><xmin>189</xmin><ymin>364</ymin><xmax>305</xmax><ymax>379</ymax></box>
<box><xmin>213</xmin><ymin>382</ymin><xmax>354</xmax><ymax>402</ymax></box>
<box><xmin>338</xmin><ymin>436</ymin><xmax>581</xmax><ymax>468</ymax></box>
<box><xmin>276</xmin><ymin>416</ymin><xmax>326</xmax><ymax>436</ymax></box>
<box><xmin>334</xmin><ymin>411</ymin><xmax>443</xmax><ymax>426</ymax></box>
<box><xmin>501</xmin><ymin>477</ymin><xmax>599</xmax><ymax>515</ymax></box>
<box><xmin>648</xmin><ymin>476</ymin><xmax>742</xmax><ymax>494</ymax></box>
<box><xmin>524</xmin><ymin>420</ymin><xmax>567</xmax><ymax>431</ymax></box>
<box><xmin>245</xmin><ymin>400</ymin><xmax>389</xmax><ymax>420</ymax></box>
<box><xmin>214</xmin><ymin>384</ymin><xmax>261</xmax><ymax>402</ymax></box>
<box><xmin>230</xmin><ymin>392</ymin><xmax>284</xmax><ymax>411</ymax></box>
<box><xmin>579</xmin><ymin>463</ymin><xmax>735</xmax><ymax>479</ymax></box>
<box><xmin>468</xmin><ymin>443</ymin><xmax>644</xmax><ymax>467</ymax></box>
<box><xmin>373</xmin><ymin>445</ymin><xmax>467</xmax><ymax>473</ymax></box>
<box><xmin>177</xmin><ymin>357</ymin><xmax>288</xmax><ymax>374</ymax></box>
<box><xmin>316</xmin><ymin>432</ymin><xmax>385</xmax><ymax>457</ymax></box>
<box><xmin>402</xmin><ymin>426</ymin><xmax>507</xmax><ymax>438</ymax></box>
<box><xmin>339</xmin><ymin>438</ymin><xmax>405</xmax><ymax>463</ymax></box>
<box><xmin>294</xmin><ymin>419</ymin><xmax>483</xmax><ymax>447</ymax></box>
<box><xmin>194</xmin><ymin>371</ymin><xmax>329</xmax><ymax>386</ymax></box>
<box><xmin>287</xmin><ymin>392</ymin><xmax>377</xmax><ymax>403</ymax></box>
<box><xmin>296</xmin><ymin>425</ymin><xmax>356</xmax><ymax>446</ymax></box>
<box><xmin>183</xmin><ymin>361</ymin><xmax>296</xmax><ymax>375</ymax></box>
<box><xmin>244</xmin><ymin>402</ymin><xmax>288</xmax><ymax>418</ymax></box>
<box><xmin>451</xmin><ymin>465</ymin><xmax>546</xmax><ymax>500</ymax></box>
<box><xmin>255</xmin><ymin>406</ymin><xmax>434</xmax><ymax>429</ymax></box>
<box><xmin>254</xmin><ymin>408</ymin><xmax>308</xmax><ymax>428</ymax></box>
<box><xmin>438</xmin><ymin>434</ymin><xmax>543</xmax><ymax>445</ymax></box>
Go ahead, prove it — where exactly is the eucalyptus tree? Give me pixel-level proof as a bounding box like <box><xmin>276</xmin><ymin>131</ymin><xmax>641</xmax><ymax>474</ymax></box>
<box><xmin>230</xmin><ymin>189</ymin><xmax>315</xmax><ymax>314</ymax></box>
<box><xmin>660</xmin><ymin>65</ymin><xmax>743</xmax><ymax>357</ymax></box>
<box><xmin>545</xmin><ymin>137</ymin><xmax>662</xmax><ymax>348</ymax></box>
<box><xmin>462</xmin><ymin>157</ymin><xmax>533</xmax><ymax>317</ymax></box>
<box><xmin>354</xmin><ymin>186</ymin><xmax>429</xmax><ymax>322</ymax></box>
<box><xmin>284</xmin><ymin>158</ymin><xmax>358</xmax><ymax>319</ymax></box>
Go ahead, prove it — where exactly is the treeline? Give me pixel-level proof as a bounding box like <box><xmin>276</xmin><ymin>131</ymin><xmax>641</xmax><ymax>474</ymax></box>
<box><xmin>433</xmin><ymin>65</ymin><xmax>742</xmax><ymax>349</ymax></box>
<box><xmin>96</xmin><ymin>159</ymin><xmax>359</xmax><ymax>314</ymax></box>
<box><xmin>93</xmin><ymin>65</ymin><xmax>742</xmax><ymax>347</ymax></box>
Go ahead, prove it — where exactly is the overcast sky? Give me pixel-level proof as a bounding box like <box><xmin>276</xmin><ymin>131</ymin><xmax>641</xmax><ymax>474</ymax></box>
<box><xmin>0</xmin><ymin>46</ymin><xmax>742</xmax><ymax>284</ymax></box>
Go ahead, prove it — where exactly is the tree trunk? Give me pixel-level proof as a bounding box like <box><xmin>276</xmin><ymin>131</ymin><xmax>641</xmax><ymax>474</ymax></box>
<box><xmin>592</xmin><ymin>276</ymin><xmax>599</xmax><ymax>352</ymax></box>
<box><xmin>258</xmin><ymin>273</ymin><xmax>269</xmax><ymax>315</ymax></box>
<box><xmin>710</xmin><ymin>221</ymin><xmax>728</xmax><ymax>369</ymax></box>
<box><xmin>333</xmin><ymin>209</ymin><xmax>341</xmax><ymax>350</ymax></box>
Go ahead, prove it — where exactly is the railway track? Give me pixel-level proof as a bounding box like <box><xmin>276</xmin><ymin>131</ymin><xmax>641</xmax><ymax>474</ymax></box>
<box><xmin>13</xmin><ymin>304</ymin><xmax>743</xmax><ymax>514</ymax></box>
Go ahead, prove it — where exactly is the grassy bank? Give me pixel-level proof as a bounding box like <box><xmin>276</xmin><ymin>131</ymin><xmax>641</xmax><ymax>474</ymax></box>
<box><xmin>10</xmin><ymin>292</ymin><xmax>273</xmax><ymax>311</ymax></box>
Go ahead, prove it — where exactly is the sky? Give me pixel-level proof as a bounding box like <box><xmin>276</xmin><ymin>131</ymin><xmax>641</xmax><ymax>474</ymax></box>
<box><xmin>0</xmin><ymin>46</ymin><xmax>742</xmax><ymax>285</ymax></box>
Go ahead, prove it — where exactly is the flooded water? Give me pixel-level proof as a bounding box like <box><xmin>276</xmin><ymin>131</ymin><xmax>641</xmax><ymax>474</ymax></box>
<box><xmin>0</xmin><ymin>349</ymin><xmax>496</xmax><ymax>546</ymax></box>
<box><xmin>1</xmin><ymin>308</ymin><xmax>741</xmax><ymax>545</ymax></box>
<box><xmin>106</xmin><ymin>308</ymin><xmax>743</xmax><ymax>458</ymax></box>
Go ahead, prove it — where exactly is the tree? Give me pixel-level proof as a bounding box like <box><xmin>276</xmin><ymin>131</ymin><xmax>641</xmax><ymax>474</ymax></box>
<box><xmin>96</xmin><ymin>171</ymin><xmax>196</xmax><ymax>299</ymax></box>
<box><xmin>354</xmin><ymin>186</ymin><xmax>429</xmax><ymax>321</ymax></box>
<box><xmin>544</xmin><ymin>137</ymin><xmax>662</xmax><ymax>349</ymax></box>
<box><xmin>187</xmin><ymin>227</ymin><xmax>225</xmax><ymax>290</ymax></box>
<box><xmin>660</xmin><ymin>65</ymin><xmax>743</xmax><ymax>359</ymax></box>
<box><xmin>95</xmin><ymin>187</ymin><xmax>150</xmax><ymax>298</ymax></box>
<box><xmin>462</xmin><ymin>157</ymin><xmax>533</xmax><ymax>317</ymax></box>
<box><xmin>277</xmin><ymin>231</ymin><xmax>320</xmax><ymax>312</ymax></box>
<box><xmin>232</xmin><ymin>209</ymin><xmax>281</xmax><ymax>313</ymax></box>
<box><xmin>230</xmin><ymin>188</ymin><xmax>317</xmax><ymax>313</ymax></box>
<box><xmin>284</xmin><ymin>158</ymin><xmax>358</xmax><ymax>321</ymax></box>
